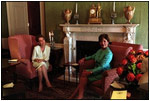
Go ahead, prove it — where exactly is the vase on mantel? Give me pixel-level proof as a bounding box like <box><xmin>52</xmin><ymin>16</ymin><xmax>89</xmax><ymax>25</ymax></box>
<box><xmin>64</xmin><ymin>9</ymin><xmax>72</xmax><ymax>24</ymax></box>
<box><xmin>123</xmin><ymin>6</ymin><xmax>135</xmax><ymax>24</ymax></box>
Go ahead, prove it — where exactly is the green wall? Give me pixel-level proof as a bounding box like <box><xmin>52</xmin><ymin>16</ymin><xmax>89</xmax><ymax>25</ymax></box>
<box><xmin>1</xmin><ymin>2</ymin><xmax>148</xmax><ymax>49</ymax></box>
<box><xmin>45</xmin><ymin>1</ymin><xmax>148</xmax><ymax>49</ymax></box>
<box><xmin>2</xmin><ymin>2</ymin><xmax>9</xmax><ymax>38</ymax></box>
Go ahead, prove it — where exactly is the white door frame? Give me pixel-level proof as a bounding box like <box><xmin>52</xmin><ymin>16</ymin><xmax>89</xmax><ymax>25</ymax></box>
<box><xmin>6</xmin><ymin>2</ymin><xmax>29</xmax><ymax>36</ymax></box>
<box><xmin>6</xmin><ymin>2</ymin><xmax>45</xmax><ymax>36</ymax></box>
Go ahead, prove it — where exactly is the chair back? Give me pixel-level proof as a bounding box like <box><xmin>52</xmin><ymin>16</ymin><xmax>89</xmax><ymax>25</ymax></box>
<box><xmin>109</xmin><ymin>45</ymin><xmax>132</xmax><ymax>68</ymax></box>
<box><xmin>8</xmin><ymin>34</ymin><xmax>38</xmax><ymax>59</ymax></box>
<box><xmin>109</xmin><ymin>42</ymin><xmax>143</xmax><ymax>68</ymax></box>
<box><xmin>111</xmin><ymin>42</ymin><xmax>143</xmax><ymax>52</ymax></box>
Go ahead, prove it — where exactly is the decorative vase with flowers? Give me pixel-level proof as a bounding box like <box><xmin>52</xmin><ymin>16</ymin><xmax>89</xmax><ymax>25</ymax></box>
<box><xmin>116</xmin><ymin>49</ymin><xmax>149</xmax><ymax>89</ymax></box>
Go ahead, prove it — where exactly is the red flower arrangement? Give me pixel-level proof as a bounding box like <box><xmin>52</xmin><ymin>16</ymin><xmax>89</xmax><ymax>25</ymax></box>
<box><xmin>116</xmin><ymin>50</ymin><xmax>149</xmax><ymax>85</ymax></box>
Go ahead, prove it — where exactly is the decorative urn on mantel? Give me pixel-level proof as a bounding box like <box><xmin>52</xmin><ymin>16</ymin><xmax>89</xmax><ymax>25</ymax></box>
<box><xmin>64</xmin><ymin>9</ymin><xmax>72</xmax><ymax>24</ymax></box>
<box><xmin>124</xmin><ymin>6</ymin><xmax>135</xmax><ymax>24</ymax></box>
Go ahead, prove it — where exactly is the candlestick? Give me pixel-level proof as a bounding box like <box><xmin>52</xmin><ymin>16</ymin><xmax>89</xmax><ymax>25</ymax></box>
<box><xmin>52</xmin><ymin>37</ymin><xmax>53</xmax><ymax>42</ymax></box>
<box><xmin>52</xmin><ymin>31</ymin><xmax>54</xmax><ymax>36</ymax></box>
<box><xmin>49</xmin><ymin>32</ymin><xmax>51</xmax><ymax>42</ymax></box>
<box><xmin>113</xmin><ymin>2</ymin><xmax>115</xmax><ymax>12</ymax></box>
<box><xmin>111</xmin><ymin>12</ymin><xmax>117</xmax><ymax>24</ymax></box>
<box><xmin>75</xmin><ymin>3</ymin><xmax>78</xmax><ymax>13</ymax></box>
<box><xmin>51</xmin><ymin>31</ymin><xmax>54</xmax><ymax>42</ymax></box>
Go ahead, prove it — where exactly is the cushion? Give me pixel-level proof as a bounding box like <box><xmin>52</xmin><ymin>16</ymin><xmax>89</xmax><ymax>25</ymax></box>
<box><xmin>111</xmin><ymin>42</ymin><xmax>143</xmax><ymax>52</ymax></box>
<box><xmin>109</xmin><ymin>45</ymin><xmax>133</xmax><ymax>68</ymax></box>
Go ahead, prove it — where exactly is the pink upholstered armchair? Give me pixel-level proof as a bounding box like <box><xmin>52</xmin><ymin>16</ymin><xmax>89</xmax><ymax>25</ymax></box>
<box><xmin>79</xmin><ymin>42</ymin><xmax>143</xmax><ymax>96</ymax></box>
<box><xmin>8</xmin><ymin>34</ymin><xmax>52</xmax><ymax>80</ymax></box>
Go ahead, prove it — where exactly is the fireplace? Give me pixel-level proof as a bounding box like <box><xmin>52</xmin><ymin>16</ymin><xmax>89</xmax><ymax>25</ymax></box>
<box><xmin>60</xmin><ymin>24</ymin><xmax>139</xmax><ymax>63</ymax></box>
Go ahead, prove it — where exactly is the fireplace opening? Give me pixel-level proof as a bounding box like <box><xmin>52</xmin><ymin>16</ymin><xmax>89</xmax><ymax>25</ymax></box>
<box><xmin>76</xmin><ymin>41</ymin><xmax>113</xmax><ymax>62</ymax></box>
<box><xmin>76</xmin><ymin>41</ymin><xmax>100</xmax><ymax>62</ymax></box>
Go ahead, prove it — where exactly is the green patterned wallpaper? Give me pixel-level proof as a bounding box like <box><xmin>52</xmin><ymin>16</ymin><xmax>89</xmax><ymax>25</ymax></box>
<box><xmin>45</xmin><ymin>1</ymin><xmax>148</xmax><ymax>49</ymax></box>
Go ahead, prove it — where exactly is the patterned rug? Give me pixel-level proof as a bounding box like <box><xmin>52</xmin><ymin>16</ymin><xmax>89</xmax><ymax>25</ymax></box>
<box><xmin>25</xmin><ymin>79</ymin><xmax>101</xmax><ymax>100</ymax></box>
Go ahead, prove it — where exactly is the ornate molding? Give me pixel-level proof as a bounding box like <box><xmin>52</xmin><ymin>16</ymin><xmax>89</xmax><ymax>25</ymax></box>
<box><xmin>123</xmin><ymin>26</ymin><xmax>137</xmax><ymax>43</ymax></box>
<box><xmin>60</xmin><ymin>24</ymin><xmax>139</xmax><ymax>34</ymax></box>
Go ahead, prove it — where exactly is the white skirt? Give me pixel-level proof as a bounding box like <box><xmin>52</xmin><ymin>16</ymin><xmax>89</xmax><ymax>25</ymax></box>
<box><xmin>33</xmin><ymin>61</ymin><xmax>49</xmax><ymax>70</ymax></box>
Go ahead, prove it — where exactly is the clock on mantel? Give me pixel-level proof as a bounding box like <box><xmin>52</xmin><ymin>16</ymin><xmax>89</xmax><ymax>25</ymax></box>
<box><xmin>88</xmin><ymin>4</ymin><xmax>102</xmax><ymax>24</ymax></box>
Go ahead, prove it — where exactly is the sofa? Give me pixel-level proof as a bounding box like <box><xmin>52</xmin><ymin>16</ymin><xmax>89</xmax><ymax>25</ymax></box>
<box><xmin>79</xmin><ymin>41</ymin><xmax>143</xmax><ymax>96</ymax></box>
<box><xmin>8</xmin><ymin>34</ymin><xmax>52</xmax><ymax>81</ymax></box>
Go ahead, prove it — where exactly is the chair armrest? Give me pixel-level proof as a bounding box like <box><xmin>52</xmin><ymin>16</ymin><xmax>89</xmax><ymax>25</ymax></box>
<box><xmin>103</xmin><ymin>68</ymin><xmax>118</xmax><ymax>77</ymax></box>
<box><xmin>103</xmin><ymin>68</ymin><xmax>119</xmax><ymax>93</ymax></box>
<box><xmin>18</xmin><ymin>59</ymin><xmax>29</xmax><ymax>65</ymax></box>
<box><xmin>79</xmin><ymin>59</ymin><xmax>95</xmax><ymax>68</ymax></box>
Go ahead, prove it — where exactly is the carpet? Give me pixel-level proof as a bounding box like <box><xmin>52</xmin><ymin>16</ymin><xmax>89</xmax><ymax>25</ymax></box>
<box><xmin>25</xmin><ymin>79</ymin><xmax>101</xmax><ymax>100</ymax></box>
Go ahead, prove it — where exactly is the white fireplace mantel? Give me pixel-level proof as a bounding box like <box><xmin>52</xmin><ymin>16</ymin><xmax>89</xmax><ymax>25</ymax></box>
<box><xmin>59</xmin><ymin>24</ymin><xmax>139</xmax><ymax>63</ymax></box>
<box><xmin>60</xmin><ymin>24</ymin><xmax>139</xmax><ymax>34</ymax></box>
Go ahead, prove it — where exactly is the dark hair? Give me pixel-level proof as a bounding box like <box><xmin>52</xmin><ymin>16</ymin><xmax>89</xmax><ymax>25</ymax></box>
<box><xmin>36</xmin><ymin>35</ymin><xmax>45</xmax><ymax>42</ymax></box>
<box><xmin>98</xmin><ymin>34</ymin><xmax>110</xmax><ymax>43</ymax></box>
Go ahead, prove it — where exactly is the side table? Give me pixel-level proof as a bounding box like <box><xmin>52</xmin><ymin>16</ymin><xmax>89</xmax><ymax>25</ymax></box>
<box><xmin>2</xmin><ymin>59</ymin><xmax>20</xmax><ymax>84</ymax></box>
<box><xmin>2</xmin><ymin>59</ymin><xmax>26</xmax><ymax>99</ymax></box>
<box><xmin>64</xmin><ymin>62</ymin><xmax>79</xmax><ymax>85</ymax></box>
<box><xmin>2</xmin><ymin>83</ymin><xmax>26</xmax><ymax>99</ymax></box>
<box><xmin>50</xmin><ymin>47</ymin><xmax>63</xmax><ymax>68</ymax></box>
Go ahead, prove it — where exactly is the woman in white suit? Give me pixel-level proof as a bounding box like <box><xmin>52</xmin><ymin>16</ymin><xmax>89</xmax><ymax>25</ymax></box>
<box><xmin>32</xmin><ymin>35</ymin><xmax>52</xmax><ymax>92</ymax></box>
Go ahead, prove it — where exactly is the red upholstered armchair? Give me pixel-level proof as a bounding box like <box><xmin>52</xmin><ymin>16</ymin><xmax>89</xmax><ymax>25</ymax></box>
<box><xmin>79</xmin><ymin>42</ymin><xmax>143</xmax><ymax>96</ymax></box>
<box><xmin>8</xmin><ymin>34</ymin><xmax>52</xmax><ymax>80</ymax></box>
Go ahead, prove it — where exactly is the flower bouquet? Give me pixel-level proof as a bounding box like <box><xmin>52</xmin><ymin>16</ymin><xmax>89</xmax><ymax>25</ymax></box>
<box><xmin>116</xmin><ymin>49</ymin><xmax>148</xmax><ymax>87</ymax></box>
